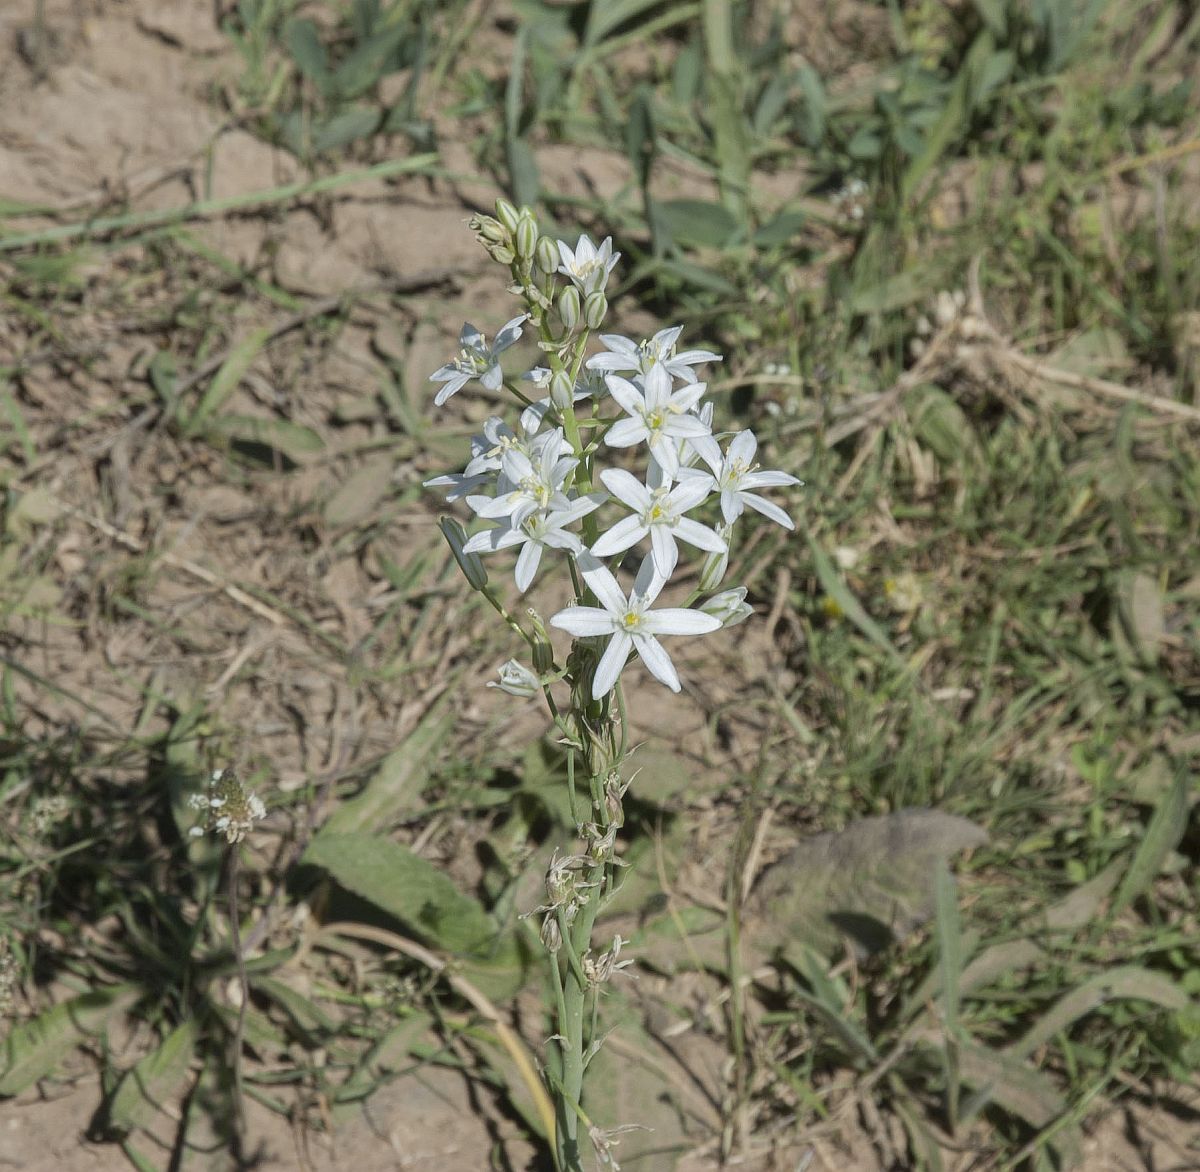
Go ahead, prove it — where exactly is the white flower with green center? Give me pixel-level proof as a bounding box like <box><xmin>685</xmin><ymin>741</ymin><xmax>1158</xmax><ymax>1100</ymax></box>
<box><xmin>464</xmin><ymin>492</ymin><xmax>606</xmax><ymax>591</ymax></box>
<box><xmin>467</xmin><ymin>432</ymin><xmax>577</xmax><ymax>528</ymax></box>
<box><xmin>429</xmin><ymin>314</ymin><xmax>528</xmax><ymax>407</ymax></box>
<box><xmin>603</xmin><ymin>365</ymin><xmax>711</xmax><ymax>479</ymax></box>
<box><xmin>551</xmin><ymin>554</ymin><xmax>721</xmax><ymax>699</ymax></box>
<box><xmin>591</xmin><ymin>468</ymin><xmax>724</xmax><ymax>578</ymax></box>
<box><xmin>587</xmin><ymin>326</ymin><xmax>722</xmax><ymax>385</ymax></box>
<box><xmin>686</xmin><ymin>428</ymin><xmax>801</xmax><ymax>529</ymax></box>
<box><xmin>556</xmin><ymin>235</ymin><xmax>620</xmax><ymax>295</ymax></box>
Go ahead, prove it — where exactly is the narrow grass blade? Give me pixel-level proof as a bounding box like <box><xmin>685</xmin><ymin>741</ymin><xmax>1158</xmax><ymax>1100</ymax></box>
<box><xmin>806</xmin><ymin>534</ymin><xmax>904</xmax><ymax>664</ymax></box>
<box><xmin>1110</xmin><ymin>764</ymin><xmax>1190</xmax><ymax>916</ymax></box>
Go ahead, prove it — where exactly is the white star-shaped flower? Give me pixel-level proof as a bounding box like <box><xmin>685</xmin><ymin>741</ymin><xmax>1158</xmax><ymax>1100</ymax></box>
<box><xmin>591</xmin><ymin>468</ymin><xmax>724</xmax><ymax>578</ymax></box>
<box><xmin>467</xmin><ymin>431</ymin><xmax>577</xmax><ymax>528</ymax></box>
<box><xmin>429</xmin><ymin>315</ymin><xmax>528</xmax><ymax>407</ymax></box>
<box><xmin>550</xmin><ymin>554</ymin><xmax>721</xmax><ymax>699</ymax></box>
<box><xmin>464</xmin><ymin>492</ymin><xmax>605</xmax><ymax>591</ymax></box>
<box><xmin>556</xmin><ymin>235</ymin><xmax>620</xmax><ymax>295</ymax></box>
<box><xmin>603</xmin><ymin>366</ymin><xmax>711</xmax><ymax>479</ymax></box>
<box><xmin>685</xmin><ymin>428</ymin><xmax>801</xmax><ymax>529</ymax></box>
<box><xmin>586</xmin><ymin>326</ymin><xmax>721</xmax><ymax>384</ymax></box>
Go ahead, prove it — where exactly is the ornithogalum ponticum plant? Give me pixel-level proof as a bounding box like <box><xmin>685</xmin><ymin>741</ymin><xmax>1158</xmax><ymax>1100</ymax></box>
<box><xmin>425</xmin><ymin>200</ymin><xmax>800</xmax><ymax>1172</ymax></box>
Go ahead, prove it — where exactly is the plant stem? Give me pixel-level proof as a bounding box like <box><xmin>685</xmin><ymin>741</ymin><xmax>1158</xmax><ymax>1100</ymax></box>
<box><xmin>227</xmin><ymin>848</ymin><xmax>249</xmax><ymax>1134</ymax></box>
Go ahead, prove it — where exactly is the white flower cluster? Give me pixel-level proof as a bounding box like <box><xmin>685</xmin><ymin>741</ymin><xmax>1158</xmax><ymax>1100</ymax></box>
<box><xmin>188</xmin><ymin>768</ymin><xmax>267</xmax><ymax>845</ymax></box>
<box><xmin>426</xmin><ymin>214</ymin><xmax>800</xmax><ymax>701</ymax></box>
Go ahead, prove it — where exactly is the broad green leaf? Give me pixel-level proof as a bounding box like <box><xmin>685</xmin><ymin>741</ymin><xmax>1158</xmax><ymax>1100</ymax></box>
<box><xmin>303</xmin><ymin>833</ymin><xmax>500</xmax><ymax>957</ymax></box>
<box><xmin>807</xmin><ymin>534</ymin><xmax>904</xmax><ymax>664</ymax></box>
<box><xmin>1111</xmin><ymin>764</ymin><xmax>1190</xmax><ymax>915</ymax></box>
<box><xmin>956</xmin><ymin>1040</ymin><xmax>1064</xmax><ymax>1129</ymax></box>
<box><xmin>1044</xmin><ymin>858</ymin><xmax>1124</xmax><ymax>930</ymax></box>
<box><xmin>186</xmin><ymin>326</ymin><xmax>272</xmax><ymax>435</ymax></box>
<box><xmin>106</xmin><ymin>1019</ymin><xmax>198</xmax><ymax>1133</ymax></box>
<box><xmin>1115</xmin><ymin>570</ymin><xmax>1165</xmax><ymax>666</ymax></box>
<box><xmin>850</xmin><ymin>267</ymin><xmax>938</xmax><ymax>315</ymax></box>
<box><xmin>653</xmin><ymin>199</ymin><xmax>741</xmax><ymax>250</ymax></box>
<box><xmin>0</xmin><ymin>986</ymin><xmax>134</xmax><ymax>1096</ymax></box>
<box><xmin>203</xmin><ymin>413</ymin><xmax>324</xmax><ymax>462</ymax></box>
<box><xmin>583</xmin><ymin>0</ymin><xmax>670</xmax><ymax>47</ymax></box>
<box><xmin>319</xmin><ymin>711</ymin><xmax>451</xmax><ymax>837</ymax></box>
<box><xmin>324</xmin><ymin>457</ymin><xmax>395</xmax><ymax>526</ymax></box>
<box><xmin>332</xmin><ymin>24</ymin><xmax>408</xmax><ymax>99</ymax></box>
<box><xmin>1007</xmin><ymin>967</ymin><xmax>1188</xmax><ymax>1062</ymax></box>
<box><xmin>909</xmin><ymin>384</ymin><xmax>982</xmax><ymax>467</ymax></box>
<box><xmin>284</xmin><ymin>19</ymin><xmax>331</xmax><ymax>90</ymax></box>
<box><xmin>753</xmin><ymin>210</ymin><xmax>806</xmax><ymax>248</ymax></box>
<box><xmin>312</xmin><ymin>107</ymin><xmax>382</xmax><ymax>155</ymax></box>
<box><xmin>746</xmin><ymin>808</ymin><xmax>987</xmax><ymax>963</ymax></box>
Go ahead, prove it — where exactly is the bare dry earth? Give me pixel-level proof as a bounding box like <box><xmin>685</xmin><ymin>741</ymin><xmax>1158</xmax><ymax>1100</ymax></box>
<box><xmin>0</xmin><ymin>3</ymin><xmax>1195</xmax><ymax>1171</ymax></box>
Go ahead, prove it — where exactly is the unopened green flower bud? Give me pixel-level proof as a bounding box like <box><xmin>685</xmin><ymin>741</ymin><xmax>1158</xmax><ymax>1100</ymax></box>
<box><xmin>514</xmin><ymin>216</ymin><xmax>538</xmax><ymax>261</ymax></box>
<box><xmin>525</xmin><ymin>608</ymin><xmax>556</xmax><ymax>674</ymax></box>
<box><xmin>699</xmin><ymin>525</ymin><xmax>731</xmax><ymax>591</ymax></box>
<box><xmin>583</xmin><ymin>290</ymin><xmax>608</xmax><ymax>330</ymax></box>
<box><xmin>495</xmin><ymin>198</ymin><xmax>521</xmax><ymax>232</ymax></box>
<box><xmin>439</xmin><ymin>517</ymin><xmax>488</xmax><ymax>592</ymax></box>
<box><xmin>535</xmin><ymin>235</ymin><xmax>560</xmax><ymax>274</ymax></box>
<box><xmin>488</xmin><ymin>658</ymin><xmax>540</xmax><ymax>698</ymax></box>
<box><xmin>550</xmin><ymin>368</ymin><xmax>574</xmax><ymax>409</ymax></box>
<box><xmin>540</xmin><ymin>914</ymin><xmax>562</xmax><ymax>952</ymax></box>
<box><xmin>700</xmin><ymin>587</ymin><xmax>753</xmax><ymax>629</ymax></box>
<box><xmin>487</xmin><ymin>244</ymin><xmax>516</xmax><ymax>266</ymax></box>
<box><xmin>557</xmin><ymin>285</ymin><xmax>580</xmax><ymax>331</ymax></box>
<box><xmin>470</xmin><ymin>213</ymin><xmax>507</xmax><ymax>245</ymax></box>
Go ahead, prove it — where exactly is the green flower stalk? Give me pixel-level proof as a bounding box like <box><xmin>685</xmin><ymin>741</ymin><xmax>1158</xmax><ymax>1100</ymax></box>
<box><xmin>425</xmin><ymin>201</ymin><xmax>800</xmax><ymax>1171</ymax></box>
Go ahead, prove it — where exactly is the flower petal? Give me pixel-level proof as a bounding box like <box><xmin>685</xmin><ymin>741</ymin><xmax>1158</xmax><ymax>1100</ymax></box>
<box><xmin>649</xmin><ymin>525</ymin><xmax>679</xmax><ymax>578</ymax></box>
<box><xmin>604</xmin><ymin>417</ymin><xmax>648</xmax><ymax>448</ymax></box>
<box><xmin>551</xmin><ymin>606</ymin><xmax>615</xmax><ymax>637</ymax></box>
<box><xmin>728</xmin><ymin>429</ymin><xmax>758</xmax><ymax>465</ymax></box>
<box><xmin>605</xmin><ymin>375</ymin><xmax>645</xmax><ymax>417</ymax></box>
<box><xmin>673</xmin><ymin>517</ymin><xmax>727</xmax><ymax>552</ymax></box>
<box><xmin>642</xmin><ymin>608</ymin><xmax>722</xmax><ymax>636</ymax></box>
<box><xmin>515</xmin><ymin>541</ymin><xmax>542</xmax><ymax>591</ymax></box>
<box><xmin>742</xmin><ymin>493</ymin><xmax>795</xmax><ymax>530</ymax></box>
<box><xmin>599</xmin><ymin>468</ymin><xmax>652</xmax><ymax>511</ymax></box>
<box><xmin>576</xmin><ymin>552</ymin><xmax>629</xmax><ymax>616</ymax></box>
<box><xmin>591</xmin><ymin>514</ymin><xmax>647</xmax><ymax>557</ymax></box>
<box><xmin>593</xmin><ymin>630</ymin><xmax>633</xmax><ymax>698</ymax></box>
<box><xmin>631</xmin><ymin>633</ymin><xmax>679</xmax><ymax>692</ymax></box>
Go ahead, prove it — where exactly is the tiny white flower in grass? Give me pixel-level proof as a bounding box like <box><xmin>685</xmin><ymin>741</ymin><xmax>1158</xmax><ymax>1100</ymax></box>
<box><xmin>467</xmin><ymin>429</ymin><xmax>577</xmax><ymax>528</ymax></box>
<box><xmin>592</xmin><ymin>468</ymin><xmax>724</xmax><ymax>579</ymax></box>
<box><xmin>188</xmin><ymin>768</ymin><xmax>266</xmax><ymax>845</ymax></box>
<box><xmin>587</xmin><ymin>326</ymin><xmax>722</xmax><ymax>384</ymax></box>
<box><xmin>551</xmin><ymin>554</ymin><xmax>721</xmax><ymax>699</ymax></box>
<box><xmin>429</xmin><ymin>315</ymin><xmax>528</xmax><ymax>407</ymax></box>
<box><xmin>687</xmin><ymin>428</ymin><xmax>801</xmax><ymax>529</ymax></box>
<box><xmin>488</xmin><ymin>659</ymin><xmax>541</xmax><ymax>698</ymax></box>
<box><xmin>603</xmin><ymin>365</ymin><xmax>711</xmax><ymax>480</ymax></box>
<box><xmin>465</xmin><ymin>492</ymin><xmax>606</xmax><ymax>591</ymax></box>
<box><xmin>556</xmin><ymin>235</ymin><xmax>620</xmax><ymax>295</ymax></box>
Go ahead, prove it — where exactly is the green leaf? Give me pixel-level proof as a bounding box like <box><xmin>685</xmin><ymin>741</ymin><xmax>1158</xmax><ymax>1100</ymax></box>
<box><xmin>653</xmin><ymin>199</ymin><xmax>742</xmax><ymax>249</ymax></box>
<box><xmin>791</xmin><ymin>948</ymin><xmax>878</xmax><ymax>1063</ymax></box>
<box><xmin>318</xmin><ymin>710</ymin><xmax>451</xmax><ymax>836</ymax></box>
<box><xmin>0</xmin><ymin>986</ymin><xmax>134</xmax><ymax>1096</ymax></box>
<box><xmin>303</xmin><ymin>833</ymin><xmax>501</xmax><ymax>957</ymax></box>
<box><xmin>1111</xmin><ymin>765</ymin><xmax>1191</xmax><ymax>915</ymax></box>
<box><xmin>106</xmin><ymin>1019</ymin><xmax>198</xmax><ymax>1133</ymax></box>
<box><xmin>753</xmin><ymin>209</ymin><xmax>806</xmax><ymax>248</ymax></box>
<box><xmin>285</xmin><ymin>19</ymin><xmax>331</xmax><ymax>91</ymax></box>
<box><xmin>1007</xmin><ymin>967</ymin><xmax>1189</xmax><ymax>1062</ymax></box>
<box><xmin>202</xmin><ymin>413</ymin><xmax>325</xmax><ymax>462</ymax></box>
<box><xmin>312</xmin><ymin>107</ymin><xmax>382</xmax><ymax>155</ymax></box>
<box><xmin>935</xmin><ymin>861</ymin><xmax>964</xmax><ymax>1034</ymax></box>
<box><xmin>333</xmin><ymin>24</ymin><xmax>408</xmax><ymax>99</ymax></box>
<box><xmin>185</xmin><ymin>326</ymin><xmax>272</xmax><ymax>436</ymax></box>
<box><xmin>324</xmin><ymin>456</ymin><xmax>395</xmax><ymax>526</ymax></box>
<box><xmin>971</xmin><ymin>0</ymin><xmax>1007</xmax><ymax>36</ymax></box>
<box><xmin>583</xmin><ymin>0</ymin><xmax>669</xmax><ymax>47</ymax></box>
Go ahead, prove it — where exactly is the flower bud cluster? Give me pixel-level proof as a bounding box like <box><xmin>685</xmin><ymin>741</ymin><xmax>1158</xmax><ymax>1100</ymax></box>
<box><xmin>427</xmin><ymin>200</ymin><xmax>803</xmax><ymax>701</ymax></box>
